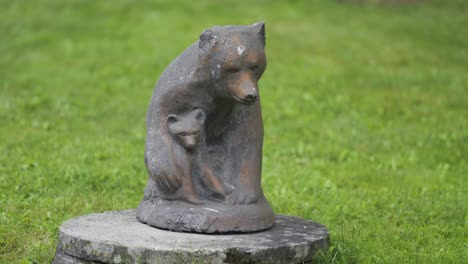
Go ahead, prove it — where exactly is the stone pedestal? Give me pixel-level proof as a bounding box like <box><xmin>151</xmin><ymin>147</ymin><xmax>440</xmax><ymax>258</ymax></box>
<box><xmin>53</xmin><ymin>210</ymin><xmax>329</xmax><ymax>264</ymax></box>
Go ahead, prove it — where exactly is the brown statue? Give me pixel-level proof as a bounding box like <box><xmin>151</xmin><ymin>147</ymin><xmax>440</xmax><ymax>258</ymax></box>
<box><xmin>137</xmin><ymin>22</ymin><xmax>274</xmax><ymax>233</ymax></box>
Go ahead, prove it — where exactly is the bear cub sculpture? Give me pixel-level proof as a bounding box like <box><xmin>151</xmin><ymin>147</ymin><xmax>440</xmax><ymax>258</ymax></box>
<box><xmin>165</xmin><ymin>108</ymin><xmax>230</xmax><ymax>204</ymax></box>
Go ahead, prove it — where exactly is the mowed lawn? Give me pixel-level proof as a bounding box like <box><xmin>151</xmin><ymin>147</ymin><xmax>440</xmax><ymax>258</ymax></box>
<box><xmin>1</xmin><ymin>0</ymin><xmax>467</xmax><ymax>263</ymax></box>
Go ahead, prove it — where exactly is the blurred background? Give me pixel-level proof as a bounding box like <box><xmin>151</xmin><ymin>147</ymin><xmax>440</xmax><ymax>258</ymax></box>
<box><xmin>1</xmin><ymin>0</ymin><xmax>466</xmax><ymax>263</ymax></box>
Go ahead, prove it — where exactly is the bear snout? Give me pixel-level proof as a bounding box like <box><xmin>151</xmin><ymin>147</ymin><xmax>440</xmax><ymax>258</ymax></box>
<box><xmin>244</xmin><ymin>92</ymin><xmax>258</xmax><ymax>103</ymax></box>
<box><xmin>233</xmin><ymin>79</ymin><xmax>258</xmax><ymax>104</ymax></box>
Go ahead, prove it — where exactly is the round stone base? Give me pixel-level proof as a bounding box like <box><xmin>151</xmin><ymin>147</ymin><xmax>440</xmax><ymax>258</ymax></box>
<box><xmin>53</xmin><ymin>209</ymin><xmax>329</xmax><ymax>264</ymax></box>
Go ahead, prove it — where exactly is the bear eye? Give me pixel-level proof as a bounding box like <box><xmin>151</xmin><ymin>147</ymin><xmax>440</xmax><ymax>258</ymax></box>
<box><xmin>180</xmin><ymin>132</ymin><xmax>187</xmax><ymax>136</ymax></box>
<box><xmin>193</xmin><ymin>131</ymin><xmax>199</xmax><ymax>135</ymax></box>
<box><xmin>226</xmin><ymin>68</ymin><xmax>239</xmax><ymax>73</ymax></box>
<box><xmin>250</xmin><ymin>65</ymin><xmax>260</xmax><ymax>73</ymax></box>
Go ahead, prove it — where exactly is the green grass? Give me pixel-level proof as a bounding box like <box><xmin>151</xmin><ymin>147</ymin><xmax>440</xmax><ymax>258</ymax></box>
<box><xmin>1</xmin><ymin>0</ymin><xmax>467</xmax><ymax>263</ymax></box>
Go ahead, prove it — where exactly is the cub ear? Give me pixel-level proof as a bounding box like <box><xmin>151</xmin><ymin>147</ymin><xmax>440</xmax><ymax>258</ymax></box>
<box><xmin>199</xmin><ymin>29</ymin><xmax>217</xmax><ymax>51</ymax></box>
<box><xmin>167</xmin><ymin>114</ymin><xmax>179</xmax><ymax>124</ymax></box>
<box><xmin>251</xmin><ymin>22</ymin><xmax>265</xmax><ymax>46</ymax></box>
<box><xmin>194</xmin><ymin>109</ymin><xmax>206</xmax><ymax>124</ymax></box>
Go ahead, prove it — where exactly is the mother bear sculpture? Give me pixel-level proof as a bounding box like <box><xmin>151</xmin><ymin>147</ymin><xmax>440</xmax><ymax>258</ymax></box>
<box><xmin>137</xmin><ymin>22</ymin><xmax>275</xmax><ymax>233</ymax></box>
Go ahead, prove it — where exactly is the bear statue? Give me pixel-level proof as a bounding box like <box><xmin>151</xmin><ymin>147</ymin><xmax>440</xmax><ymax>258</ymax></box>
<box><xmin>137</xmin><ymin>22</ymin><xmax>275</xmax><ymax>233</ymax></box>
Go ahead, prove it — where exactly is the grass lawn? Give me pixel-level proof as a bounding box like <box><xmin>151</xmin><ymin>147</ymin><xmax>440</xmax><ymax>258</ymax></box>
<box><xmin>1</xmin><ymin>0</ymin><xmax>467</xmax><ymax>263</ymax></box>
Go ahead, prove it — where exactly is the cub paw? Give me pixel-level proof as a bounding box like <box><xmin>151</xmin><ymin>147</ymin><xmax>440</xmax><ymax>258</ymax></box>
<box><xmin>233</xmin><ymin>190</ymin><xmax>259</xmax><ymax>205</ymax></box>
<box><xmin>182</xmin><ymin>193</ymin><xmax>202</xmax><ymax>205</ymax></box>
<box><xmin>222</xmin><ymin>183</ymin><xmax>235</xmax><ymax>196</ymax></box>
<box><xmin>157</xmin><ymin>173</ymin><xmax>182</xmax><ymax>194</ymax></box>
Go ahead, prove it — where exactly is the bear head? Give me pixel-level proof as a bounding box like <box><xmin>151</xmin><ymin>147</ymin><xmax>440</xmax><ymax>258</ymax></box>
<box><xmin>198</xmin><ymin>22</ymin><xmax>266</xmax><ymax>105</ymax></box>
<box><xmin>167</xmin><ymin>108</ymin><xmax>206</xmax><ymax>151</ymax></box>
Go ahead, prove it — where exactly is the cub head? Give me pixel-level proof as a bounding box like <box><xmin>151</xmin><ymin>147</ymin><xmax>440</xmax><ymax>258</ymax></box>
<box><xmin>167</xmin><ymin>109</ymin><xmax>206</xmax><ymax>151</ymax></box>
<box><xmin>198</xmin><ymin>22</ymin><xmax>267</xmax><ymax>105</ymax></box>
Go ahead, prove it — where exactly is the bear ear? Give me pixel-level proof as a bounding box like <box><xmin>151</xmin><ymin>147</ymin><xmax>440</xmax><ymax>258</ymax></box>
<box><xmin>251</xmin><ymin>22</ymin><xmax>265</xmax><ymax>46</ymax></box>
<box><xmin>167</xmin><ymin>114</ymin><xmax>179</xmax><ymax>124</ymax></box>
<box><xmin>199</xmin><ymin>29</ymin><xmax>217</xmax><ymax>51</ymax></box>
<box><xmin>194</xmin><ymin>109</ymin><xmax>206</xmax><ymax>124</ymax></box>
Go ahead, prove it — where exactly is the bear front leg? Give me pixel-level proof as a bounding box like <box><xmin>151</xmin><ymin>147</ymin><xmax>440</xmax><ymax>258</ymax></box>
<box><xmin>173</xmin><ymin>153</ymin><xmax>201</xmax><ymax>205</ymax></box>
<box><xmin>229</xmin><ymin>103</ymin><xmax>263</xmax><ymax>205</ymax></box>
<box><xmin>201</xmin><ymin>164</ymin><xmax>233</xmax><ymax>199</ymax></box>
<box><xmin>179</xmin><ymin>168</ymin><xmax>202</xmax><ymax>205</ymax></box>
<box><xmin>231</xmin><ymin>158</ymin><xmax>261</xmax><ymax>204</ymax></box>
<box><xmin>180</xmin><ymin>183</ymin><xmax>202</xmax><ymax>205</ymax></box>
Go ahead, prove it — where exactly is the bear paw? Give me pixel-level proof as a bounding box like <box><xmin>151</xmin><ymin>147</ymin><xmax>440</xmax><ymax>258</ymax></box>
<box><xmin>231</xmin><ymin>190</ymin><xmax>259</xmax><ymax>205</ymax></box>
<box><xmin>157</xmin><ymin>173</ymin><xmax>182</xmax><ymax>194</ymax></box>
<box><xmin>181</xmin><ymin>193</ymin><xmax>202</xmax><ymax>205</ymax></box>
